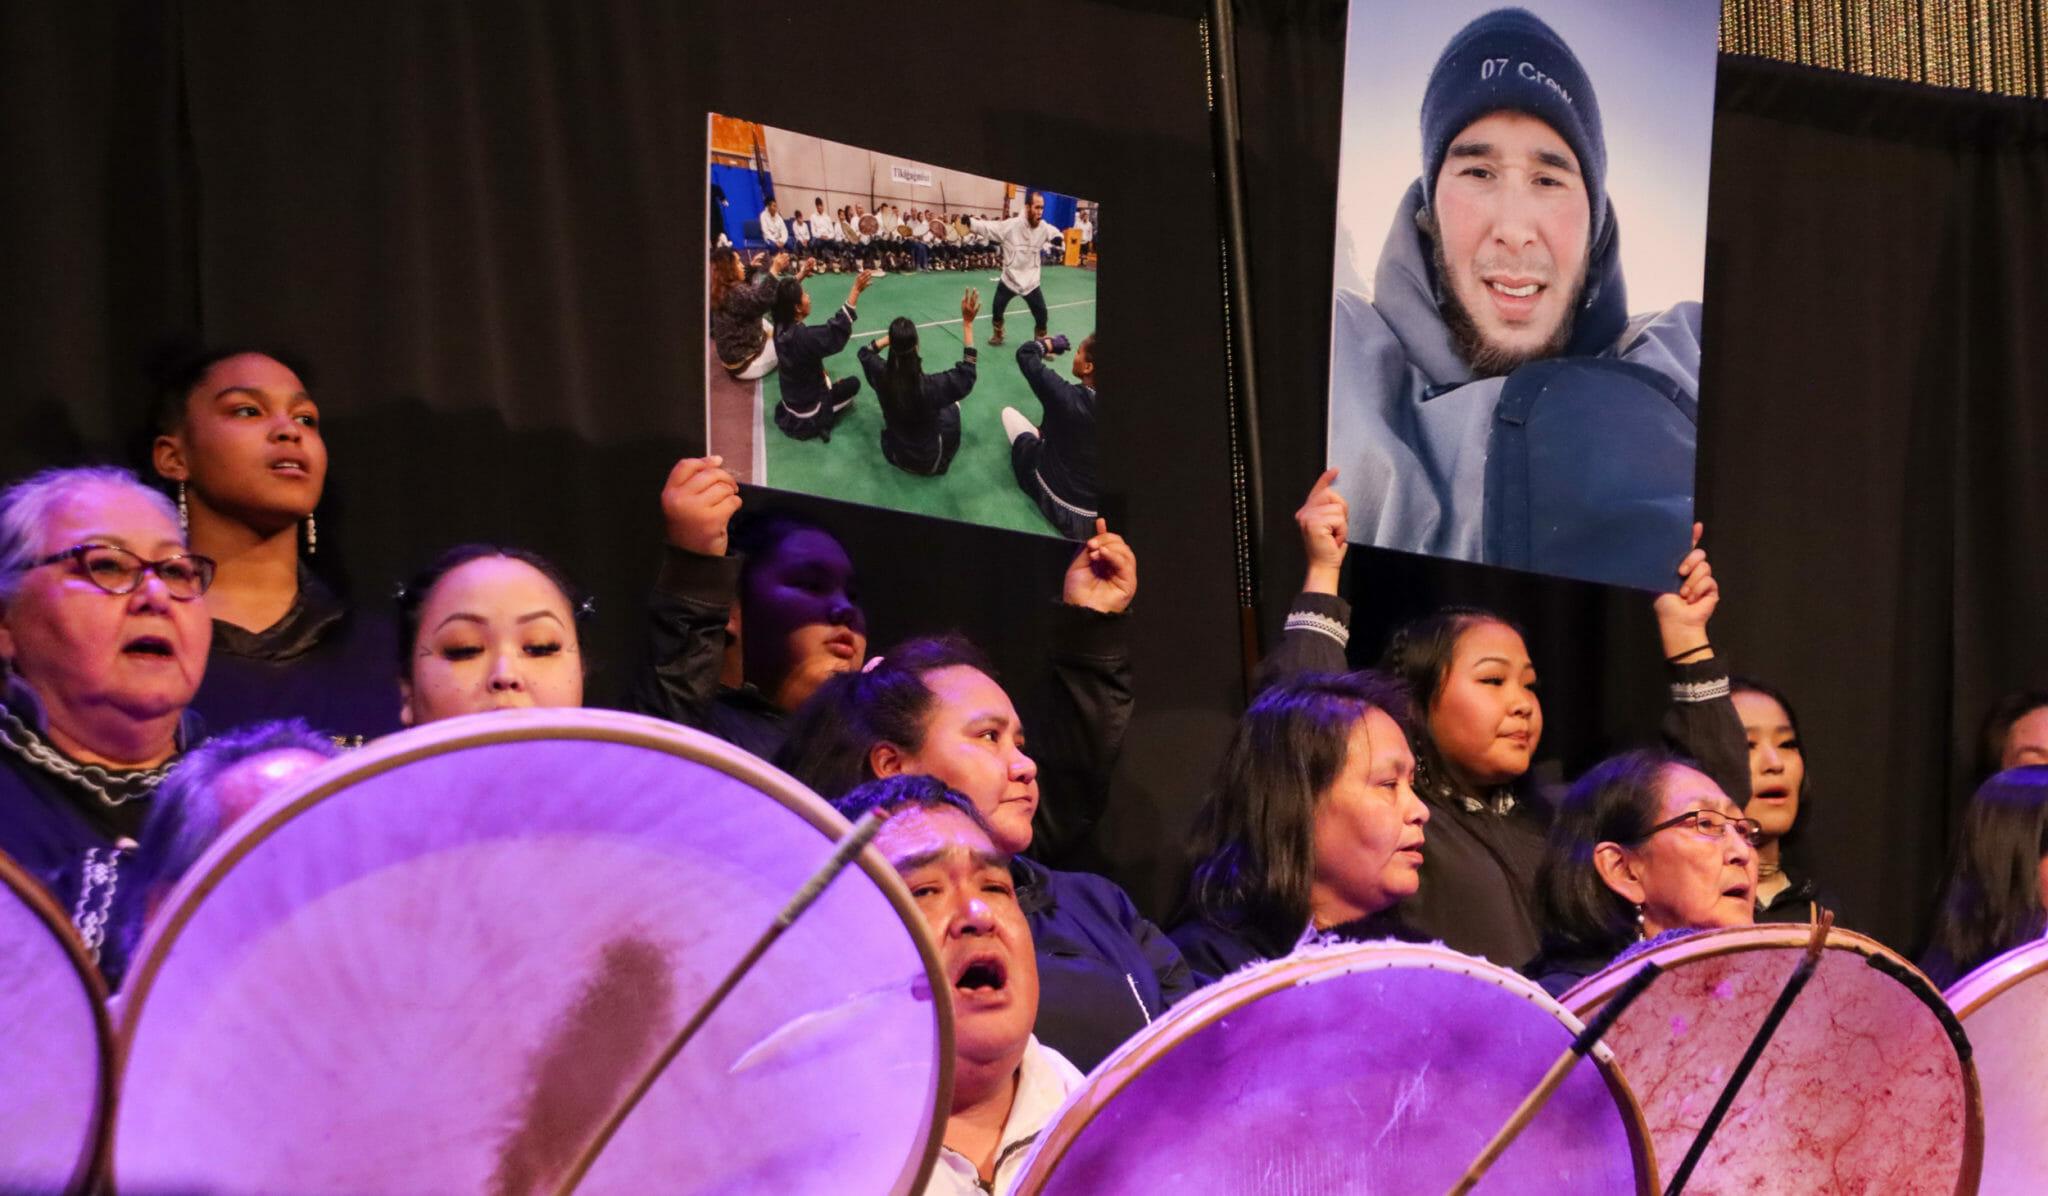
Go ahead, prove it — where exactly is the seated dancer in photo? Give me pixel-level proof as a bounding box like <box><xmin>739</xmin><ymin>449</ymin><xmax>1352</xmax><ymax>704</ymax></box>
<box><xmin>149</xmin><ymin>345</ymin><xmax>401</xmax><ymax>743</ymax></box>
<box><xmin>106</xmin><ymin>717</ymin><xmax>339</xmax><ymax>983</ymax></box>
<box><xmin>710</xmin><ymin>247</ymin><xmax>803</xmax><ymax>381</ymax></box>
<box><xmin>1918</xmin><ymin>766</ymin><xmax>2048</xmax><ymax>988</ymax></box>
<box><xmin>1730</xmin><ymin>677</ymin><xmax>1843</xmax><ymax>925</ymax></box>
<box><xmin>838</xmin><ymin>776</ymin><xmax>1084</xmax><ymax>1196</ymax></box>
<box><xmin>778</xmin><ymin>625</ymin><xmax>1188</xmax><ymax>1072</ymax></box>
<box><xmin>860</xmin><ymin>290</ymin><xmax>981</xmax><ymax>477</ymax></box>
<box><xmin>758</xmin><ymin>198</ymin><xmax>789</xmax><ymax>254</ymax></box>
<box><xmin>770</xmin><ymin>269</ymin><xmax>874</xmax><ymax>442</ymax></box>
<box><xmin>1257</xmin><ymin>469</ymin><xmax>1747</xmax><ymax>968</ymax></box>
<box><xmin>971</xmin><ymin>192</ymin><xmax>1066</xmax><ymax>346</ymax></box>
<box><xmin>393</xmin><ymin>544</ymin><xmax>592</xmax><ymax>726</ymax></box>
<box><xmin>0</xmin><ymin>466</ymin><xmax>213</xmax><ymax>979</ymax></box>
<box><xmin>1001</xmin><ymin>333</ymin><xmax>1098</xmax><ymax>541</ymax></box>
<box><xmin>1171</xmin><ymin>670</ymin><xmax>1430</xmax><ymax>979</ymax></box>
<box><xmin>1525</xmin><ymin>749</ymin><xmax>1758</xmax><ymax>996</ymax></box>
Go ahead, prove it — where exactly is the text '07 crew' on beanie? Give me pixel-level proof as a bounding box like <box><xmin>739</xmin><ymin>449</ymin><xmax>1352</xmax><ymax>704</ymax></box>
<box><xmin>1419</xmin><ymin>7</ymin><xmax>1608</xmax><ymax>248</ymax></box>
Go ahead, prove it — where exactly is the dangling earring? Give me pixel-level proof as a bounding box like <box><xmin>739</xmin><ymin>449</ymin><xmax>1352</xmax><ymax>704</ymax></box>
<box><xmin>304</xmin><ymin>512</ymin><xmax>317</xmax><ymax>556</ymax></box>
<box><xmin>176</xmin><ymin>482</ymin><xmax>189</xmax><ymax>534</ymax></box>
<box><xmin>1635</xmin><ymin>904</ymin><xmax>1647</xmax><ymax>941</ymax></box>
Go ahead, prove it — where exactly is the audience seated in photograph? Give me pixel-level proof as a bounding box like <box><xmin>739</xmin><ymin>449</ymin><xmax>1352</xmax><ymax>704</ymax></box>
<box><xmin>148</xmin><ymin>345</ymin><xmax>401</xmax><ymax>744</ymax></box>
<box><xmin>1258</xmin><ymin>470</ymin><xmax>1748</xmax><ymax>968</ymax></box>
<box><xmin>1918</xmin><ymin>765</ymin><xmax>2048</xmax><ymax>988</ymax></box>
<box><xmin>711</xmin><ymin>247</ymin><xmax>806</xmax><ymax>382</ymax></box>
<box><xmin>1171</xmin><ymin>670</ymin><xmax>1431</xmax><ymax>979</ymax></box>
<box><xmin>393</xmin><ymin>544</ymin><xmax>591</xmax><ymax>726</ymax></box>
<box><xmin>0</xmin><ymin>466</ymin><xmax>212</xmax><ymax>977</ymax></box>
<box><xmin>1525</xmin><ymin>748</ymin><xmax>1759</xmax><ymax>997</ymax></box>
<box><xmin>770</xmin><ymin>270</ymin><xmax>874</xmax><ymax>443</ymax></box>
<box><xmin>105</xmin><ymin>717</ymin><xmax>339</xmax><ymax>987</ymax></box>
<box><xmin>862</xmin><ymin>292</ymin><xmax>981</xmax><ymax>477</ymax></box>
<box><xmin>1002</xmin><ymin>333</ymin><xmax>1098</xmax><ymax>541</ymax></box>
<box><xmin>836</xmin><ymin>776</ymin><xmax>1084</xmax><ymax>1196</ymax></box>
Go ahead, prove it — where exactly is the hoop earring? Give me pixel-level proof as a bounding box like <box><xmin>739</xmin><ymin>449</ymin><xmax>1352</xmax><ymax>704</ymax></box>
<box><xmin>304</xmin><ymin>513</ymin><xmax>317</xmax><ymax>556</ymax></box>
<box><xmin>177</xmin><ymin>482</ymin><xmax>189</xmax><ymax>535</ymax></box>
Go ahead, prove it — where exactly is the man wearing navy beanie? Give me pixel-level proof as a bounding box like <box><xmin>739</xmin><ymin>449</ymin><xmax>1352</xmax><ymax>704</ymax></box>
<box><xmin>1325</xmin><ymin>6</ymin><xmax>1704</xmax><ymax>590</ymax></box>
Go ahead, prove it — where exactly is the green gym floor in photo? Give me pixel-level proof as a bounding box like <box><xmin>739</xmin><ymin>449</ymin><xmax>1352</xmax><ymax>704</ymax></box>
<box><xmin>757</xmin><ymin>264</ymin><xmax>1096</xmax><ymax>538</ymax></box>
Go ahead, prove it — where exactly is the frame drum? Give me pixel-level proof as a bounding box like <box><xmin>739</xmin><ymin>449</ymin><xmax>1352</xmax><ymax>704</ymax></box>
<box><xmin>1015</xmin><ymin>941</ymin><xmax>1655</xmax><ymax>1195</ymax></box>
<box><xmin>1944</xmin><ymin>937</ymin><xmax>2048</xmax><ymax>1192</ymax></box>
<box><xmin>0</xmin><ymin>852</ymin><xmax>112</xmax><ymax>1195</ymax></box>
<box><xmin>114</xmin><ymin>709</ymin><xmax>950</xmax><ymax>1195</ymax></box>
<box><xmin>1563</xmin><ymin>924</ymin><xmax>1981</xmax><ymax>1196</ymax></box>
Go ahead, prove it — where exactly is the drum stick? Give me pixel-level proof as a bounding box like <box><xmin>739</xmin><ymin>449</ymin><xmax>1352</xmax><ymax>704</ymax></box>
<box><xmin>1663</xmin><ymin>910</ymin><xmax>1835</xmax><ymax>1196</ymax></box>
<box><xmin>549</xmin><ymin>808</ymin><xmax>889</xmax><ymax>1196</ymax></box>
<box><xmin>1445</xmin><ymin>960</ymin><xmax>1665</xmax><ymax>1196</ymax></box>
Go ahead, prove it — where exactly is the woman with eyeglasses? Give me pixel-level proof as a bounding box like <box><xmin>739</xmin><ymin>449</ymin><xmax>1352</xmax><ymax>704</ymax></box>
<box><xmin>1525</xmin><ymin>748</ymin><xmax>1759</xmax><ymax>997</ymax></box>
<box><xmin>0</xmin><ymin>465</ymin><xmax>215</xmax><ymax>982</ymax></box>
<box><xmin>148</xmin><ymin>346</ymin><xmax>401</xmax><ymax>743</ymax></box>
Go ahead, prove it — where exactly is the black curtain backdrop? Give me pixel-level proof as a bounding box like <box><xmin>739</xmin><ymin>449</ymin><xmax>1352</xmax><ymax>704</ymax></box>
<box><xmin>1232</xmin><ymin>0</ymin><xmax>2048</xmax><ymax>952</ymax></box>
<box><xmin>4</xmin><ymin>2</ymin><xmax>2046</xmax><ymax>947</ymax></box>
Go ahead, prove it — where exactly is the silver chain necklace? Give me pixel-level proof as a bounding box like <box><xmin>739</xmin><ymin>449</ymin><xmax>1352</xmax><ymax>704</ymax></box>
<box><xmin>0</xmin><ymin>705</ymin><xmax>174</xmax><ymax>807</ymax></box>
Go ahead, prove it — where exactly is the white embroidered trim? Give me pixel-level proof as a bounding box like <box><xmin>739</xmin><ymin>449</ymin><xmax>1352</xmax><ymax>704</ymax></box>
<box><xmin>1034</xmin><ymin>471</ymin><xmax>1097</xmax><ymax>519</ymax></box>
<box><xmin>1284</xmin><ymin>610</ymin><xmax>1350</xmax><ymax>647</ymax></box>
<box><xmin>1671</xmin><ymin>677</ymin><xmax>1730</xmax><ymax>704</ymax></box>
<box><xmin>71</xmin><ymin>846</ymin><xmax>124</xmax><ymax>961</ymax></box>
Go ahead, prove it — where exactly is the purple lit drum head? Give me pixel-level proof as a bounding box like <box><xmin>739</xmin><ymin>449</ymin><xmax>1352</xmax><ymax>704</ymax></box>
<box><xmin>1564</xmin><ymin>925</ymin><xmax>1979</xmax><ymax>1196</ymax></box>
<box><xmin>114</xmin><ymin>709</ymin><xmax>949</xmax><ymax>1195</ymax></box>
<box><xmin>0</xmin><ymin>854</ymin><xmax>111</xmax><ymax>1194</ymax></box>
<box><xmin>1945</xmin><ymin>938</ymin><xmax>2048</xmax><ymax>1192</ymax></box>
<box><xmin>1016</xmin><ymin>942</ymin><xmax>1654</xmax><ymax>1195</ymax></box>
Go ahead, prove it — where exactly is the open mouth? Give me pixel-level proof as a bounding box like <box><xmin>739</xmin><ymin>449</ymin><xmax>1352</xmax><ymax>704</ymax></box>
<box><xmin>1752</xmin><ymin>785</ymin><xmax>1791</xmax><ymax>801</ymax></box>
<box><xmin>270</xmin><ymin>458</ymin><xmax>310</xmax><ymax>476</ymax></box>
<box><xmin>1723</xmin><ymin>884</ymin><xmax>1754</xmax><ymax>902</ymax></box>
<box><xmin>122</xmin><ymin>636</ymin><xmax>175</xmax><ymax>658</ymax></box>
<box><xmin>952</xmin><ymin>951</ymin><xmax>1008</xmax><ymax>995</ymax></box>
<box><xmin>1487</xmin><ymin>279</ymin><xmax>1543</xmax><ymax>299</ymax></box>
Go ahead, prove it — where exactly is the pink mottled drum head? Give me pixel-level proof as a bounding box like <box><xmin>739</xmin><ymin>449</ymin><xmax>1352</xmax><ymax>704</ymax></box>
<box><xmin>928</xmin><ymin>220</ymin><xmax>947</xmax><ymax>238</ymax></box>
<box><xmin>860</xmin><ymin>214</ymin><xmax>880</xmax><ymax>236</ymax></box>
<box><xmin>1564</xmin><ymin>925</ymin><xmax>1981</xmax><ymax>1196</ymax></box>
<box><xmin>114</xmin><ymin>709</ymin><xmax>949</xmax><ymax>1196</ymax></box>
<box><xmin>0</xmin><ymin>853</ymin><xmax>112</xmax><ymax>1194</ymax></box>
<box><xmin>1015</xmin><ymin>942</ymin><xmax>1654</xmax><ymax>1195</ymax></box>
<box><xmin>1945</xmin><ymin>938</ymin><xmax>2048</xmax><ymax>1193</ymax></box>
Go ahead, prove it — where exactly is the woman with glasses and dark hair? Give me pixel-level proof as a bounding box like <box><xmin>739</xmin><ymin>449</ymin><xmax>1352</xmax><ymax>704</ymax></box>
<box><xmin>148</xmin><ymin>345</ymin><xmax>401</xmax><ymax>742</ymax></box>
<box><xmin>0</xmin><ymin>465</ymin><xmax>214</xmax><ymax>976</ymax></box>
<box><xmin>1525</xmin><ymin>748</ymin><xmax>1759</xmax><ymax>997</ymax></box>
<box><xmin>1918</xmin><ymin>766</ymin><xmax>2048</xmax><ymax>989</ymax></box>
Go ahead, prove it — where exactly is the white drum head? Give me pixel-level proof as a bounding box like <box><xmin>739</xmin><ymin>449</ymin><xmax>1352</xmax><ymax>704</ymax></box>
<box><xmin>115</xmin><ymin>709</ymin><xmax>949</xmax><ymax>1195</ymax></box>
<box><xmin>1945</xmin><ymin>937</ymin><xmax>2048</xmax><ymax>1193</ymax></box>
<box><xmin>1017</xmin><ymin>941</ymin><xmax>1654</xmax><ymax>1194</ymax></box>
<box><xmin>1565</xmin><ymin>924</ymin><xmax>1980</xmax><ymax>1196</ymax></box>
<box><xmin>0</xmin><ymin>852</ymin><xmax>111</xmax><ymax>1194</ymax></box>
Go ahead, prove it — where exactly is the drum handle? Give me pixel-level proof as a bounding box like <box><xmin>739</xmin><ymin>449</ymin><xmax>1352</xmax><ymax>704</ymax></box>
<box><xmin>1664</xmin><ymin>911</ymin><xmax>1834</xmax><ymax>1196</ymax></box>
<box><xmin>1445</xmin><ymin>960</ymin><xmax>1665</xmax><ymax>1196</ymax></box>
<box><xmin>547</xmin><ymin>808</ymin><xmax>889</xmax><ymax>1196</ymax></box>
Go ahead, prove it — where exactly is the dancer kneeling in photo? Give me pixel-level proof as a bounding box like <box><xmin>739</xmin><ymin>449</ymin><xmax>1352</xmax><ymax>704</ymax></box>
<box><xmin>837</xmin><ymin>775</ymin><xmax>1083</xmax><ymax>1196</ymax></box>
<box><xmin>771</xmin><ymin>270</ymin><xmax>873</xmax><ymax>442</ymax></box>
<box><xmin>861</xmin><ymin>289</ymin><xmax>981</xmax><ymax>476</ymax></box>
<box><xmin>1002</xmin><ymin>333</ymin><xmax>1098</xmax><ymax>541</ymax></box>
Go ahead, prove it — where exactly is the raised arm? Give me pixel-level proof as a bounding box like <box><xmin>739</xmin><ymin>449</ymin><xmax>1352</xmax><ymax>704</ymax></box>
<box><xmin>1031</xmin><ymin>518</ymin><xmax>1137</xmax><ymax>865</ymax></box>
<box><xmin>628</xmin><ymin>456</ymin><xmax>743</xmax><ymax>728</ymax></box>
<box><xmin>1253</xmin><ymin>470</ymin><xmax>1354</xmax><ymax>692</ymax></box>
<box><xmin>1653</xmin><ymin>523</ymin><xmax>1751</xmax><ymax>805</ymax></box>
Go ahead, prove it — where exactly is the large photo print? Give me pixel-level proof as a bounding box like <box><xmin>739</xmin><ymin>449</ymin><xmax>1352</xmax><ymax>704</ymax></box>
<box><xmin>1325</xmin><ymin>2</ymin><xmax>1720</xmax><ymax>590</ymax></box>
<box><xmin>706</xmin><ymin>115</ymin><xmax>1100</xmax><ymax>540</ymax></box>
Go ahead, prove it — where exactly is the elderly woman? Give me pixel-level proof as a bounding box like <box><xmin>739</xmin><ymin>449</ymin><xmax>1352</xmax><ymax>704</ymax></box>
<box><xmin>0</xmin><ymin>465</ymin><xmax>213</xmax><ymax>970</ymax></box>
<box><xmin>1526</xmin><ymin>748</ymin><xmax>1759</xmax><ymax>997</ymax></box>
<box><xmin>1170</xmin><ymin>671</ymin><xmax>1430</xmax><ymax>978</ymax></box>
<box><xmin>1919</xmin><ymin>766</ymin><xmax>2048</xmax><ymax>988</ymax></box>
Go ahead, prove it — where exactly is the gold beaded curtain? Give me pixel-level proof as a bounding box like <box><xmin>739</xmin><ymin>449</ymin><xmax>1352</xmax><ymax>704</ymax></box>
<box><xmin>1722</xmin><ymin>0</ymin><xmax>2048</xmax><ymax>99</ymax></box>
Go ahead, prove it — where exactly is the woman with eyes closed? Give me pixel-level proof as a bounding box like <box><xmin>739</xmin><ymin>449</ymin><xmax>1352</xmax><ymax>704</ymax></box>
<box><xmin>1262</xmin><ymin>471</ymin><xmax>1748</xmax><ymax>968</ymax></box>
<box><xmin>148</xmin><ymin>346</ymin><xmax>400</xmax><ymax>742</ymax></box>
<box><xmin>776</xmin><ymin>634</ymin><xmax>1194</xmax><ymax>1073</ymax></box>
<box><xmin>394</xmin><ymin>545</ymin><xmax>587</xmax><ymax>726</ymax></box>
<box><xmin>1526</xmin><ymin>749</ymin><xmax>1759</xmax><ymax>997</ymax></box>
<box><xmin>1170</xmin><ymin>671</ymin><xmax>1432</xmax><ymax>979</ymax></box>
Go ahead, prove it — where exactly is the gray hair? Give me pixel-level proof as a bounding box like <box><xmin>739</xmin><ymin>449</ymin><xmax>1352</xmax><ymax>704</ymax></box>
<box><xmin>0</xmin><ymin>466</ymin><xmax>182</xmax><ymax>607</ymax></box>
